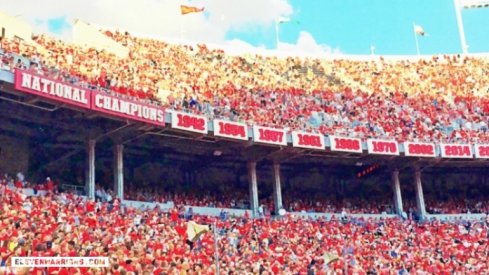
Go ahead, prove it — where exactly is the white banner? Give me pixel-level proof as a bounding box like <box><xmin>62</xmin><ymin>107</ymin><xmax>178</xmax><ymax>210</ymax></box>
<box><xmin>291</xmin><ymin>131</ymin><xmax>324</xmax><ymax>150</ymax></box>
<box><xmin>474</xmin><ymin>144</ymin><xmax>489</xmax><ymax>159</ymax></box>
<box><xmin>92</xmin><ymin>92</ymin><xmax>165</xmax><ymax>126</ymax></box>
<box><xmin>170</xmin><ymin>111</ymin><xmax>208</xmax><ymax>134</ymax></box>
<box><xmin>329</xmin><ymin>136</ymin><xmax>363</xmax><ymax>153</ymax></box>
<box><xmin>213</xmin><ymin>119</ymin><xmax>248</xmax><ymax>140</ymax></box>
<box><xmin>15</xmin><ymin>70</ymin><xmax>90</xmax><ymax>109</ymax></box>
<box><xmin>403</xmin><ymin>142</ymin><xmax>436</xmax><ymax>157</ymax></box>
<box><xmin>367</xmin><ymin>139</ymin><xmax>399</xmax><ymax>155</ymax></box>
<box><xmin>252</xmin><ymin>125</ymin><xmax>287</xmax><ymax>146</ymax></box>
<box><xmin>440</xmin><ymin>144</ymin><xmax>473</xmax><ymax>158</ymax></box>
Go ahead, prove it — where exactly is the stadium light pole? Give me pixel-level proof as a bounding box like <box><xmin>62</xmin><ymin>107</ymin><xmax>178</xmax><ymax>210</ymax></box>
<box><xmin>275</xmin><ymin>17</ymin><xmax>291</xmax><ymax>49</ymax></box>
<box><xmin>453</xmin><ymin>0</ymin><xmax>489</xmax><ymax>54</ymax></box>
<box><xmin>454</xmin><ymin>0</ymin><xmax>469</xmax><ymax>54</ymax></box>
<box><xmin>274</xmin><ymin>19</ymin><xmax>280</xmax><ymax>49</ymax></box>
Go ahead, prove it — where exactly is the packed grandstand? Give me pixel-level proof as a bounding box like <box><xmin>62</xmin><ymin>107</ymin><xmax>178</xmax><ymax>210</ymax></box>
<box><xmin>1</xmin><ymin>8</ymin><xmax>489</xmax><ymax>275</ymax></box>
<box><xmin>3</xmin><ymin>30</ymin><xmax>489</xmax><ymax>143</ymax></box>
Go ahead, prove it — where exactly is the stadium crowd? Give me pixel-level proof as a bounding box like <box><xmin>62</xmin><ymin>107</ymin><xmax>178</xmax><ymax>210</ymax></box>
<box><xmin>2</xmin><ymin>31</ymin><xmax>489</xmax><ymax>144</ymax></box>
<box><xmin>122</xmin><ymin>184</ymin><xmax>249</xmax><ymax>210</ymax></box>
<box><xmin>113</xmin><ymin>179</ymin><xmax>489</xmax><ymax>216</ymax></box>
<box><xmin>7</xmin><ymin>172</ymin><xmax>489</xmax><ymax>217</ymax></box>
<box><xmin>2</xmin><ymin>173</ymin><xmax>489</xmax><ymax>275</ymax></box>
<box><xmin>425</xmin><ymin>199</ymin><xmax>489</xmax><ymax>215</ymax></box>
<box><xmin>2</xmin><ymin>12</ymin><xmax>489</xmax><ymax>274</ymax></box>
<box><xmin>120</xmin><ymin>181</ymin><xmax>396</xmax><ymax>215</ymax></box>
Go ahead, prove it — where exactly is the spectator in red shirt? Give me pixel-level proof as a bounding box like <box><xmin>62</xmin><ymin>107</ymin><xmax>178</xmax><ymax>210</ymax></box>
<box><xmin>46</xmin><ymin>177</ymin><xmax>54</xmax><ymax>192</ymax></box>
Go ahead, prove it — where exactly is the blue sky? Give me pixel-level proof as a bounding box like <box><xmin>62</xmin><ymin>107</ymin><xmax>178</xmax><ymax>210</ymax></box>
<box><xmin>5</xmin><ymin>0</ymin><xmax>489</xmax><ymax>55</ymax></box>
<box><xmin>226</xmin><ymin>0</ymin><xmax>489</xmax><ymax>54</ymax></box>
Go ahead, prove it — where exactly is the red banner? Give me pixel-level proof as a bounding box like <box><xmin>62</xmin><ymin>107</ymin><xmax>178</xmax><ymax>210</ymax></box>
<box><xmin>440</xmin><ymin>144</ymin><xmax>473</xmax><ymax>158</ymax></box>
<box><xmin>474</xmin><ymin>144</ymin><xmax>489</xmax><ymax>159</ymax></box>
<box><xmin>403</xmin><ymin>142</ymin><xmax>436</xmax><ymax>157</ymax></box>
<box><xmin>367</xmin><ymin>139</ymin><xmax>399</xmax><ymax>155</ymax></box>
<box><xmin>291</xmin><ymin>131</ymin><xmax>324</xmax><ymax>150</ymax></box>
<box><xmin>171</xmin><ymin>111</ymin><xmax>208</xmax><ymax>134</ymax></box>
<box><xmin>91</xmin><ymin>91</ymin><xmax>165</xmax><ymax>126</ymax></box>
<box><xmin>329</xmin><ymin>136</ymin><xmax>363</xmax><ymax>153</ymax></box>
<box><xmin>213</xmin><ymin>119</ymin><xmax>248</xmax><ymax>140</ymax></box>
<box><xmin>252</xmin><ymin>126</ymin><xmax>287</xmax><ymax>146</ymax></box>
<box><xmin>14</xmin><ymin>69</ymin><xmax>91</xmax><ymax>109</ymax></box>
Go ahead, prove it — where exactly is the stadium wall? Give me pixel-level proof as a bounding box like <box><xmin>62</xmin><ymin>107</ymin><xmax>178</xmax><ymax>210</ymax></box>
<box><xmin>0</xmin><ymin>134</ymin><xmax>29</xmax><ymax>176</ymax></box>
<box><xmin>72</xmin><ymin>20</ymin><xmax>129</xmax><ymax>58</ymax></box>
<box><xmin>0</xmin><ymin>11</ymin><xmax>32</xmax><ymax>42</ymax></box>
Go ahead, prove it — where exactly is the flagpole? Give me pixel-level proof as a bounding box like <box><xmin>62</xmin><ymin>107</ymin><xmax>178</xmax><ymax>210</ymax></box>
<box><xmin>453</xmin><ymin>0</ymin><xmax>469</xmax><ymax>54</ymax></box>
<box><xmin>179</xmin><ymin>12</ymin><xmax>184</xmax><ymax>42</ymax></box>
<box><xmin>275</xmin><ymin>19</ymin><xmax>280</xmax><ymax>49</ymax></box>
<box><xmin>413</xmin><ymin>22</ymin><xmax>421</xmax><ymax>56</ymax></box>
<box><xmin>214</xmin><ymin>222</ymin><xmax>220</xmax><ymax>275</ymax></box>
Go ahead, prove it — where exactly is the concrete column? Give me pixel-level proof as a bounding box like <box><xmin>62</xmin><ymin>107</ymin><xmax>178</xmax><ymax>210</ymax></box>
<box><xmin>248</xmin><ymin>161</ymin><xmax>259</xmax><ymax>217</ymax></box>
<box><xmin>272</xmin><ymin>163</ymin><xmax>283</xmax><ymax>213</ymax></box>
<box><xmin>391</xmin><ymin>170</ymin><xmax>403</xmax><ymax>216</ymax></box>
<box><xmin>86</xmin><ymin>139</ymin><xmax>96</xmax><ymax>199</ymax></box>
<box><xmin>113</xmin><ymin>144</ymin><xmax>124</xmax><ymax>200</ymax></box>
<box><xmin>414</xmin><ymin>168</ymin><xmax>427</xmax><ymax>220</ymax></box>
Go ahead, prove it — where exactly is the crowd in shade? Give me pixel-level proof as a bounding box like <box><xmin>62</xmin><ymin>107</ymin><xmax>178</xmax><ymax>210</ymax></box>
<box><xmin>2</xmin><ymin>174</ymin><xmax>489</xmax><ymax>275</ymax></box>
<box><xmin>115</xmin><ymin>181</ymin><xmax>489</xmax><ymax>216</ymax></box>
<box><xmin>2</xmin><ymin>31</ymin><xmax>489</xmax><ymax>144</ymax></box>
<box><xmin>425</xmin><ymin>199</ymin><xmax>489</xmax><ymax>215</ymax></box>
<box><xmin>118</xmin><ymin>185</ymin><xmax>489</xmax><ymax>217</ymax></box>
<box><xmin>119</xmin><ymin>182</ymin><xmax>396</xmax><ymax>215</ymax></box>
<box><xmin>5</xmin><ymin>173</ymin><xmax>489</xmax><ymax>217</ymax></box>
<box><xmin>121</xmin><ymin>184</ymin><xmax>250</xmax><ymax>210</ymax></box>
<box><xmin>112</xmin><ymin>183</ymin><xmax>396</xmax><ymax>215</ymax></box>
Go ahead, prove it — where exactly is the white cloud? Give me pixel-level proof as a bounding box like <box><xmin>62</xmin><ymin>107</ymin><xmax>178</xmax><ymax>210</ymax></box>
<box><xmin>204</xmin><ymin>0</ymin><xmax>292</xmax><ymax>31</ymax></box>
<box><xmin>221</xmin><ymin>39</ymin><xmax>267</xmax><ymax>54</ymax></box>
<box><xmin>1</xmin><ymin>0</ymin><xmax>339</xmax><ymax>55</ymax></box>
<box><xmin>278</xmin><ymin>31</ymin><xmax>342</xmax><ymax>56</ymax></box>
